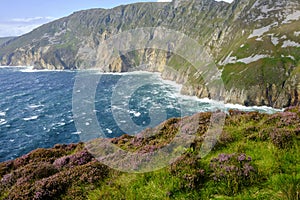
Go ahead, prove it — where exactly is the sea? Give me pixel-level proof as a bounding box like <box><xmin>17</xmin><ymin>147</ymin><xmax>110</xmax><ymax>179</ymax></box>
<box><xmin>0</xmin><ymin>66</ymin><xmax>281</xmax><ymax>162</ymax></box>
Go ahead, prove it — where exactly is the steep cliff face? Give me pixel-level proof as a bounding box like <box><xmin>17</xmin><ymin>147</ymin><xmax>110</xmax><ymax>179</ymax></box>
<box><xmin>0</xmin><ymin>0</ymin><xmax>300</xmax><ymax>108</ymax></box>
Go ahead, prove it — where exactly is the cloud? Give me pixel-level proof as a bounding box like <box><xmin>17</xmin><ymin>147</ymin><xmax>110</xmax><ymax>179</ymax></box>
<box><xmin>11</xmin><ymin>16</ymin><xmax>56</xmax><ymax>23</ymax></box>
<box><xmin>0</xmin><ymin>17</ymin><xmax>56</xmax><ymax>37</ymax></box>
<box><xmin>0</xmin><ymin>23</ymin><xmax>40</xmax><ymax>37</ymax></box>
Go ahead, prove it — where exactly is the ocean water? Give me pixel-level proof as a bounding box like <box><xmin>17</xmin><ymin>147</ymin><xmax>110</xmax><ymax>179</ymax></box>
<box><xmin>0</xmin><ymin>66</ymin><xmax>281</xmax><ymax>162</ymax></box>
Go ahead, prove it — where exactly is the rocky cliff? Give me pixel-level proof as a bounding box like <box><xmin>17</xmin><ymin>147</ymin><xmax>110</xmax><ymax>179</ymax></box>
<box><xmin>0</xmin><ymin>0</ymin><xmax>300</xmax><ymax>108</ymax></box>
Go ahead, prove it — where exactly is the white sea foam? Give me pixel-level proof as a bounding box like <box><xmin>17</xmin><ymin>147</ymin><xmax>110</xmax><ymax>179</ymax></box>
<box><xmin>157</xmin><ymin>78</ymin><xmax>182</xmax><ymax>92</ymax></box>
<box><xmin>23</xmin><ymin>116</ymin><xmax>38</xmax><ymax>121</ymax></box>
<box><xmin>0</xmin><ymin>111</ymin><xmax>6</xmax><ymax>116</ymax></box>
<box><xmin>106</xmin><ymin>128</ymin><xmax>113</xmax><ymax>134</ymax></box>
<box><xmin>224</xmin><ymin>103</ymin><xmax>283</xmax><ymax>114</ymax></box>
<box><xmin>20</xmin><ymin>67</ymin><xmax>75</xmax><ymax>73</ymax></box>
<box><xmin>28</xmin><ymin>104</ymin><xmax>44</xmax><ymax>109</ymax></box>
<box><xmin>130</xmin><ymin>110</ymin><xmax>142</xmax><ymax>117</ymax></box>
<box><xmin>0</xmin><ymin>65</ymin><xmax>68</xmax><ymax>73</ymax></box>
<box><xmin>94</xmin><ymin>70</ymin><xmax>159</xmax><ymax>76</ymax></box>
<box><xmin>0</xmin><ymin>66</ymin><xmax>15</xmax><ymax>68</ymax></box>
<box><xmin>25</xmin><ymin>134</ymin><xmax>33</xmax><ymax>137</ymax></box>
<box><xmin>153</xmin><ymin>74</ymin><xmax>281</xmax><ymax>114</ymax></box>
<box><xmin>0</xmin><ymin>119</ymin><xmax>7</xmax><ymax>126</ymax></box>
<box><xmin>56</xmin><ymin>122</ymin><xmax>66</xmax><ymax>127</ymax></box>
<box><xmin>71</xmin><ymin>131</ymin><xmax>82</xmax><ymax>135</ymax></box>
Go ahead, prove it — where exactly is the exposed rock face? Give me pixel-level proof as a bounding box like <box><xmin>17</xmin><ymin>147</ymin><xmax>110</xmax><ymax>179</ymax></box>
<box><xmin>0</xmin><ymin>0</ymin><xmax>300</xmax><ymax>108</ymax></box>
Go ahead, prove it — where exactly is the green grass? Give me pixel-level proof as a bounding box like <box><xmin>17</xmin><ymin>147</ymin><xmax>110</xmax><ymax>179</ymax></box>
<box><xmin>87</xmin><ymin>110</ymin><xmax>299</xmax><ymax>200</ymax></box>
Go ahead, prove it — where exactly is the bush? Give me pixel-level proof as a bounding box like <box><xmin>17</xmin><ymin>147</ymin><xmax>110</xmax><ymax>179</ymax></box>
<box><xmin>210</xmin><ymin>153</ymin><xmax>257</xmax><ymax>195</ymax></box>
<box><xmin>270</xmin><ymin>128</ymin><xmax>296</xmax><ymax>149</ymax></box>
<box><xmin>170</xmin><ymin>153</ymin><xmax>205</xmax><ymax>190</ymax></box>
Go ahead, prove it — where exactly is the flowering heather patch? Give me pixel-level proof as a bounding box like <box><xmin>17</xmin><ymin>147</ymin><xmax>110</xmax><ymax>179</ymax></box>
<box><xmin>170</xmin><ymin>153</ymin><xmax>206</xmax><ymax>190</ymax></box>
<box><xmin>270</xmin><ymin>128</ymin><xmax>296</xmax><ymax>149</ymax></box>
<box><xmin>0</xmin><ymin>143</ymin><xmax>109</xmax><ymax>199</ymax></box>
<box><xmin>210</xmin><ymin>153</ymin><xmax>256</xmax><ymax>195</ymax></box>
<box><xmin>53</xmin><ymin>149</ymin><xmax>93</xmax><ymax>169</ymax></box>
<box><xmin>266</xmin><ymin>112</ymin><xmax>300</xmax><ymax>127</ymax></box>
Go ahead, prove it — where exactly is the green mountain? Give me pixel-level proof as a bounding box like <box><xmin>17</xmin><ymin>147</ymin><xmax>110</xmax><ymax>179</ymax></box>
<box><xmin>0</xmin><ymin>0</ymin><xmax>300</xmax><ymax>108</ymax></box>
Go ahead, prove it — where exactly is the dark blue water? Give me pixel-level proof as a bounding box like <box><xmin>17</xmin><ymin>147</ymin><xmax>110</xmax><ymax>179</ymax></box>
<box><xmin>0</xmin><ymin>67</ymin><xmax>280</xmax><ymax>162</ymax></box>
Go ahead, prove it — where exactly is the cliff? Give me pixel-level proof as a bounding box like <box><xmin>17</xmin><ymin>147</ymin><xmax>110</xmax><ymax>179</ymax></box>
<box><xmin>0</xmin><ymin>0</ymin><xmax>300</xmax><ymax>108</ymax></box>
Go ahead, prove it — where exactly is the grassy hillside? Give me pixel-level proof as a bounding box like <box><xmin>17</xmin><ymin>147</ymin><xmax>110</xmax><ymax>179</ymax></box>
<box><xmin>0</xmin><ymin>107</ymin><xmax>299</xmax><ymax>199</ymax></box>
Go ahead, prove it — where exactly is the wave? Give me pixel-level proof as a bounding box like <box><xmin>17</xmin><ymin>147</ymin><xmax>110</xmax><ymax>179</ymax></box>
<box><xmin>28</xmin><ymin>104</ymin><xmax>44</xmax><ymax>109</ymax></box>
<box><xmin>0</xmin><ymin>66</ymin><xmax>15</xmax><ymax>68</ymax></box>
<box><xmin>224</xmin><ymin>103</ymin><xmax>283</xmax><ymax>113</ymax></box>
<box><xmin>0</xmin><ymin>119</ymin><xmax>7</xmax><ymax>126</ymax></box>
<box><xmin>106</xmin><ymin>128</ymin><xmax>113</xmax><ymax>134</ymax></box>
<box><xmin>91</xmin><ymin>70</ymin><xmax>161</xmax><ymax>76</ymax></box>
<box><xmin>20</xmin><ymin>68</ymin><xmax>75</xmax><ymax>73</ymax></box>
<box><xmin>71</xmin><ymin>131</ymin><xmax>82</xmax><ymax>135</ymax></box>
<box><xmin>0</xmin><ymin>111</ymin><xmax>6</xmax><ymax>116</ymax></box>
<box><xmin>23</xmin><ymin>116</ymin><xmax>39</xmax><ymax>121</ymax></box>
<box><xmin>0</xmin><ymin>65</ymin><xmax>75</xmax><ymax>73</ymax></box>
<box><xmin>129</xmin><ymin>110</ymin><xmax>141</xmax><ymax>117</ymax></box>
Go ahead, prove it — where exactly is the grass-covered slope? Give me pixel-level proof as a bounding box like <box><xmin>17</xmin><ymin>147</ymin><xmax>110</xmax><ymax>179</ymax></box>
<box><xmin>0</xmin><ymin>107</ymin><xmax>299</xmax><ymax>199</ymax></box>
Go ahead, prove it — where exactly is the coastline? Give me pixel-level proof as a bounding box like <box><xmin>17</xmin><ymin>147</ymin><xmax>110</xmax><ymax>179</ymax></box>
<box><xmin>1</xmin><ymin>106</ymin><xmax>299</xmax><ymax>199</ymax></box>
<box><xmin>2</xmin><ymin>65</ymin><xmax>285</xmax><ymax>112</ymax></box>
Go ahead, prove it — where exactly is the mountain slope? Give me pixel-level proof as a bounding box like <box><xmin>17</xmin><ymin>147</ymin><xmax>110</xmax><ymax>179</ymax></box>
<box><xmin>0</xmin><ymin>0</ymin><xmax>300</xmax><ymax>108</ymax></box>
<box><xmin>0</xmin><ymin>37</ymin><xmax>15</xmax><ymax>46</ymax></box>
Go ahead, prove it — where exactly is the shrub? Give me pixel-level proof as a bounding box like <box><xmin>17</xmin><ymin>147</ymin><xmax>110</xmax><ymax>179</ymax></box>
<box><xmin>210</xmin><ymin>153</ymin><xmax>257</xmax><ymax>195</ymax></box>
<box><xmin>53</xmin><ymin>149</ymin><xmax>93</xmax><ymax>169</ymax></box>
<box><xmin>270</xmin><ymin>128</ymin><xmax>296</xmax><ymax>149</ymax></box>
<box><xmin>170</xmin><ymin>153</ymin><xmax>205</xmax><ymax>190</ymax></box>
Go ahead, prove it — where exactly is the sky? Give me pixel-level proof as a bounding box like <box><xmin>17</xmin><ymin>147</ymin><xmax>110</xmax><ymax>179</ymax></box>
<box><xmin>0</xmin><ymin>0</ymin><xmax>233</xmax><ymax>37</ymax></box>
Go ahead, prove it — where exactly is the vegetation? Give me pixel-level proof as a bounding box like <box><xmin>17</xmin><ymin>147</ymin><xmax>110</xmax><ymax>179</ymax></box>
<box><xmin>0</xmin><ymin>107</ymin><xmax>299</xmax><ymax>199</ymax></box>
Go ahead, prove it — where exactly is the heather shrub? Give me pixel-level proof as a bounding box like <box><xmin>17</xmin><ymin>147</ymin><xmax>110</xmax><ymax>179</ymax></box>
<box><xmin>53</xmin><ymin>149</ymin><xmax>93</xmax><ymax>169</ymax></box>
<box><xmin>0</xmin><ymin>160</ymin><xmax>13</xmax><ymax>177</ymax></box>
<box><xmin>170</xmin><ymin>153</ymin><xmax>205</xmax><ymax>190</ymax></box>
<box><xmin>210</xmin><ymin>153</ymin><xmax>257</xmax><ymax>195</ymax></box>
<box><xmin>265</xmin><ymin>112</ymin><xmax>300</xmax><ymax>128</ymax></box>
<box><xmin>270</xmin><ymin>128</ymin><xmax>296</xmax><ymax>149</ymax></box>
<box><xmin>214</xmin><ymin>131</ymin><xmax>235</xmax><ymax>149</ymax></box>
